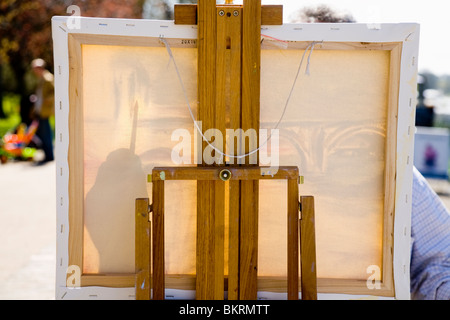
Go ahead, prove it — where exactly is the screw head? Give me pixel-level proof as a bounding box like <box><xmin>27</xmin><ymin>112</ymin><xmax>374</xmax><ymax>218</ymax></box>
<box><xmin>219</xmin><ymin>169</ymin><xmax>232</xmax><ymax>181</ymax></box>
<box><xmin>219</xmin><ymin>10</ymin><xmax>225</xmax><ymax>16</ymax></box>
<box><xmin>233</xmin><ymin>10</ymin><xmax>239</xmax><ymax>17</ymax></box>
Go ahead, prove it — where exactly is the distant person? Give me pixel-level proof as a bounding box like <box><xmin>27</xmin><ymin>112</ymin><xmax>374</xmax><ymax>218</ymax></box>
<box><xmin>30</xmin><ymin>58</ymin><xmax>54</xmax><ymax>164</ymax></box>
<box><xmin>415</xmin><ymin>74</ymin><xmax>434</xmax><ymax>127</ymax></box>
<box><xmin>424</xmin><ymin>144</ymin><xmax>437</xmax><ymax>168</ymax></box>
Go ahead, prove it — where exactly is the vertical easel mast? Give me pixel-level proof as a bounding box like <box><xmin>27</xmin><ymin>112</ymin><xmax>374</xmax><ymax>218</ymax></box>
<box><xmin>196</xmin><ymin>0</ymin><xmax>222</xmax><ymax>300</ymax></box>
<box><xmin>239</xmin><ymin>0</ymin><xmax>261</xmax><ymax>300</ymax></box>
<box><xmin>196</xmin><ymin>0</ymin><xmax>261</xmax><ymax>300</ymax></box>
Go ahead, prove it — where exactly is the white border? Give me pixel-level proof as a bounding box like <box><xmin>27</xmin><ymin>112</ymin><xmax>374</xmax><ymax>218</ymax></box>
<box><xmin>52</xmin><ymin>16</ymin><xmax>419</xmax><ymax>300</ymax></box>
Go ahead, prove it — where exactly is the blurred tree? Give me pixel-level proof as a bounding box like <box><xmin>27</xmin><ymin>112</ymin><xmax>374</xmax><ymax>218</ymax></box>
<box><xmin>0</xmin><ymin>0</ymin><xmax>145</xmax><ymax>123</ymax></box>
<box><xmin>1</xmin><ymin>0</ymin><xmax>47</xmax><ymax>122</ymax></box>
<box><xmin>143</xmin><ymin>0</ymin><xmax>196</xmax><ymax>20</ymax></box>
<box><xmin>0</xmin><ymin>64</ymin><xmax>4</xmax><ymax>118</ymax></box>
<box><xmin>290</xmin><ymin>4</ymin><xmax>356</xmax><ymax>23</ymax></box>
<box><xmin>420</xmin><ymin>71</ymin><xmax>439</xmax><ymax>90</ymax></box>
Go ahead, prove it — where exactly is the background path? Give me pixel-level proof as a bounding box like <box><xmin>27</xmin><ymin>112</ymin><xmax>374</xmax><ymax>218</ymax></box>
<box><xmin>0</xmin><ymin>161</ymin><xmax>56</xmax><ymax>299</ymax></box>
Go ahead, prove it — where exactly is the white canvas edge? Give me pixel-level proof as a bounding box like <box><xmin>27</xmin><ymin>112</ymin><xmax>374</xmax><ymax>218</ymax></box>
<box><xmin>52</xmin><ymin>16</ymin><xmax>419</xmax><ymax>300</ymax></box>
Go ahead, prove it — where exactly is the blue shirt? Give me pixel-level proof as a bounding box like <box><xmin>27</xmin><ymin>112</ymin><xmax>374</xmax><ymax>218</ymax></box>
<box><xmin>411</xmin><ymin>166</ymin><xmax>450</xmax><ymax>299</ymax></box>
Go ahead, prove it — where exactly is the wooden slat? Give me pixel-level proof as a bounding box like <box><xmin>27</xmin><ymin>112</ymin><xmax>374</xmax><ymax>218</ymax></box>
<box><xmin>123</xmin><ymin>274</ymin><xmax>393</xmax><ymax>296</ymax></box>
<box><xmin>382</xmin><ymin>44</ymin><xmax>402</xmax><ymax>294</ymax></box>
<box><xmin>216</xmin><ymin>5</ymin><xmax>242</xmax><ymax>165</ymax></box>
<box><xmin>299</xmin><ymin>196</ymin><xmax>317</xmax><ymax>300</ymax></box>
<box><xmin>195</xmin><ymin>180</ymin><xmax>225</xmax><ymax>300</ymax></box>
<box><xmin>196</xmin><ymin>0</ymin><xmax>218</xmax><ymax>300</ymax></box>
<box><xmin>65</xmin><ymin>33</ymin><xmax>196</xmax><ymax>48</ymax></box>
<box><xmin>239</xmin><ymin>180</ymin><xmax>259</xmax><ymax>299</ymax></box>
<box><xmin>196</xmin><ymin>181</ymin><xmax>208</xmax><ymax>299</ymax></box>
<box><xmin>196</xmin><ymin>180</ymin><xmax>213</xmax><ymax>299</ymax></box>
<box><xmin>260</xmin><ymin>5</ymin><xmax>283</xmax><ymax>25</ymax></box>
<box><xmin>218</xmin><ymin>7</ymin><xmax>242</xmax><ymax>300</ymax></box>
<box><xmin>174</xmin><ymin>4</ymin><xmax>197</xmax><ymax>25</ymax></box>
<box><xmin>79</xmin><ymin>272</ymin><xmax>391</xmax><ymax>296</ymax></box>
<box><xmin>80</xmin><ymin>274</ymin><xmax>135</xmax><ymax>287</ymax></box>
<box><xmin>202</xmin><ymin>7</ymin><xmax>238</xmax><ymax>299</ymax></box>
<box><xmin>174</xmin><ymin>4</ymin><xmax>282</xmax><ymax>25</ymax></box>
<box><xmin>197</xmin><ymin>0</ymin><xmax>216</xmax><ymax>145</ymax></box>
<box><xmin>214</xmin><ymin>181</ymin><xmax>225</xmax><ymax>299</ymax></box>
<box><xmin>152</xmin><ymin>166</ymin><xmax>298</xmax><ymax>181</ymax></box>
<box><xmin>228</xmin><ymin>180</ymin><xmax>240</xmax><ymax>299</ymax></box>
<box><xmin>68</xmin><ymin>34</ymin><xmax>84</xmax><ymax>274</ymax></box>
<box><xmin>218</xmin><ymin>6</ymin><xmax>242</xmax><ymax>300</ymax></box>
<box><xmin>228</xmin><ymin>15</ymin><xmax>242</xmax><ymax>162</ymax></box>
<box><xmin>80</xmin><ymin>273</ymin><xmax>392</xmax><ymax>296</ymax></box>
<box><xmin>241</xmin><ymin>0</ymin><xmax>261</xmax><ymax>166</ymax></box>
<box><xmin>135</xmin><ymin>198</ymin><xmax>151</xmax><ymax>300</ymax></box>
<box><xmin>261</xmin><ymin>40</ymin><xmax>402</xmax><ymax>52</ymax></box>
<box><xmin>237</xmin><ymin>0</ymin><xmax>261</xmax><ymax>301</ymax></box>
<box><xmin>152</xmin><ymin>180</ymin><xmax>165</xmax><ymax>300</ymax></box>
<box><xmin>287</xmin><ymin>179</ymin><xmax>299</xmax><ymax>300</ymax></box>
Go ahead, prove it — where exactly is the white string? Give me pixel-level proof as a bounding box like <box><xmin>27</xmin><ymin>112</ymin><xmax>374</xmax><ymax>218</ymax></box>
<box><xmin>160</xmin><ymin>37</ymin><xmax>320</xmax><ymax>159</ymax></box>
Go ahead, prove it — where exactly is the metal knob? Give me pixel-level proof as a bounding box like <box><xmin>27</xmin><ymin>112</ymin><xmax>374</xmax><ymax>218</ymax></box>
<box><xmin>219</xmin><ymin>169</ymin><xmax>232</xmax><ymax>181</ymax></box>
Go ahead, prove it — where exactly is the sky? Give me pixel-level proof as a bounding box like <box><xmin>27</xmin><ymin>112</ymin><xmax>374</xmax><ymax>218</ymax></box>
<box><xmin>259</xmin><ymin>0</ymin><xmax>450</xmax><ymax>76</ymax></box>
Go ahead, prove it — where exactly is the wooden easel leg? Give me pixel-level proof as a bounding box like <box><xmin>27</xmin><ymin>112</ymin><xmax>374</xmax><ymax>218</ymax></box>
<box><xmin>153</xmin><ymin>180</ymin><xmax>165</xmax><ymax>300</ymax></box>
<box><xmin>196</xmin><ymin>181</ymin><xmax>209</xmax><ymax>299</ymax></box>
<box><xmin>196</xmin><ymin>0</ymin><xmax>224</xmax><ymax>300</ymax></box>
<box><xmin>214</xmin><ymin>181</ymin><xmax>226</xmax><ymax>299</ymax></box>
<box><xmin>228</xmin><ymin>180</ymin><xmax>240</xmax><ymax>300</ymax></box>
<box><xmin>299</xmin><ymin>196</ymin><xmax>318</xmax><ymax>300</ymax></box>
<box><xmin>135</xmin><ymin>198</ymin><xmax>151</xmax><ymax>300</ymax></box>
<box><xmin>287</xmin><ymin>179</ymin><xmax>299</xmax><ymax>300</ymax></box>
<box><xmin>238</xmin><ymin>0</ymin><xmax>261</xmax><ymax>301</ymax></box>
<box><xmin>196</xmin><ymin>180</ymin><xmax>226</xmax><ymax>300</ymax></box>
<box><xmin>239</xmin><ymin>180</ymin><xmax>259</xmax><ymax>300</ymax></box>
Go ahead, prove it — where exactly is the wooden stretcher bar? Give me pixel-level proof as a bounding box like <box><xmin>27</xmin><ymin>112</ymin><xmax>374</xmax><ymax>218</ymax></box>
<box><xmin>149</xmin><ymin>166</ymin><xmax>300</xmax><ymax>182</ymax></box>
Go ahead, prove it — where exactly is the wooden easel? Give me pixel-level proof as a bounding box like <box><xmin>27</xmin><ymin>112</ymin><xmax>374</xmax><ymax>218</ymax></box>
<box><xmin>135</xmin><ymin>0</ymin><xmax>317</xmax><ymax>300</ymax></box>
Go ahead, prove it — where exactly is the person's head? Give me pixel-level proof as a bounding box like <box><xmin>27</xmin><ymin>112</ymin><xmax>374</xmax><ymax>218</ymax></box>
<box><xmin>31</xmin><ymin>58</ymin><xmax>47</xmax><ymax>77</ymax></box>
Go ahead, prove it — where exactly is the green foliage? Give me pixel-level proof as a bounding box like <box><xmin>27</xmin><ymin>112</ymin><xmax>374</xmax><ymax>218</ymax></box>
<box><xmin>0</xmin><ymin>94</ymin><xmax>20</xmax><ymax>137</ymax></box>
